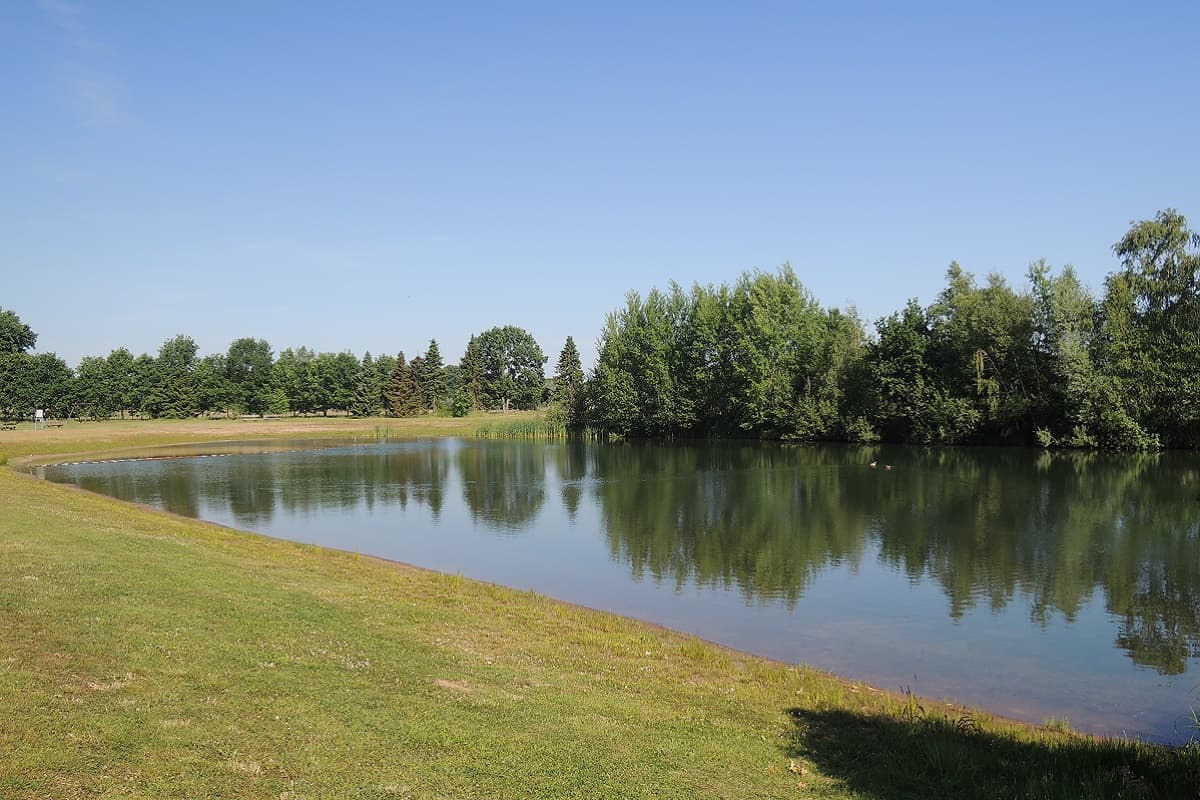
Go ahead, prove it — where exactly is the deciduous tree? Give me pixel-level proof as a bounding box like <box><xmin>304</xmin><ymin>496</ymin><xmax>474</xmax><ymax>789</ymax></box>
<box><xmin>475</xmin><ymin>326</ymin><xmax>547</xmax><ymax>412</ymax></box>
<box><xmin>225</xmin><ymin>338</ymin><xmax>274</xmax><ymax>416</ymax></box>
<box><xmin>0</xmin><ymin>308</ymin><xmax>36</xmax><ymax>354</ymax></box>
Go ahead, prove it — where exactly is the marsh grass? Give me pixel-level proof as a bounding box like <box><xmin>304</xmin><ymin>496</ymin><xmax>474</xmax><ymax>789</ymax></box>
<box><xmin>372</xmin><ymin>424</ymin><xmax>398</xmax><ymax>439</ymax></box>
<box><xmin>3</xmin><ymin>423</ymin><xmax>1200</xmax><ymax>798</ymax></box>
<box><xmin>473</xmin><ymin>416</ymin><xmax>568</xmax><ymax>439</ymax></box>
<box><xmin>1045</xmin><ymin>716</ymin><xmax>1074</xmax><ymax>733</ymax></box>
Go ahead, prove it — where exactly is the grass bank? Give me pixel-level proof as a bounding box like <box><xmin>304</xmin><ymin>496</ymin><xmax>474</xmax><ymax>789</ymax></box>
<box><xmin>0</xmin><ymin>413</ymin><xmax>538</xmax><ymax>466</ymax></box>
<box><xmin>2</xmin><ymin>422</ymin><xmax>1198</xmax><ymax>798</ymax></box>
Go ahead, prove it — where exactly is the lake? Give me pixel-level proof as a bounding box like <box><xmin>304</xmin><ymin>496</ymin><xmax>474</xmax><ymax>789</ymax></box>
<box><xmin>39</xmin><ymin>438</ymin><xmax>1200</xmax><ymax>743</ymax></box>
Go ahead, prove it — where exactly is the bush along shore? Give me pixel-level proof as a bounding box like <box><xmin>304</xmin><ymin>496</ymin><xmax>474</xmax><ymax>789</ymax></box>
<box><xmin>2</xmin><ymin>421</ymin><xmax>1199</xmax><ymax>799</ymax></box>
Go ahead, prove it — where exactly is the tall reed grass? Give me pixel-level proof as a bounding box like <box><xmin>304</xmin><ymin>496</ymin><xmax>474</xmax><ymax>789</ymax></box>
<box><xmin>473</xmin><ymin>416</ymin><xmax>568</xmax><ymax>440</ymax></box>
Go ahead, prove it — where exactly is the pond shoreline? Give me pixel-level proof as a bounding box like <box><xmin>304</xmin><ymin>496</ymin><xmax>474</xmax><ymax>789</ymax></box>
<box><xmin>4</xmin><ymin>418</ymin><xmax>1199</xmax><ymax>797</ymax></box>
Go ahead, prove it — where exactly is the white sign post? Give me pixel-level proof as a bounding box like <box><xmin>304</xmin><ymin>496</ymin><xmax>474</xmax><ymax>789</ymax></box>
<box><xmin>34</xmin><ymin>409</ymin><xmax>44</xmax><ymax>430</ymax></box>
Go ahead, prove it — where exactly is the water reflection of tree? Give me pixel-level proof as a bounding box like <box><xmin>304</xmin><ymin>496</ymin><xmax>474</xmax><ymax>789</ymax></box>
<box><xmin>228</xmin><ymin>446</ymin><xmax>450</xmax><ymax>521</ymax></box>
<box><xmin>457</xmin><ymin>442</ymin><xmax>545</xmax><ymax>532</ymax></box>
<box><xmin>59</xmin><ymin>440</ymin><xmax>1200</xmax><ymax>675</ymax></box>
<box><xmin>225</xmin><ymin>457</ymin><xmax>278</xmax><ymax>524</ymax></box>
<box><xmin>75</xmin><ymin>463</ymin><xmax>203</xmax><ymax>521</ymax></box>
<box><xmin>74</xmin><ymin>445</ymin><xmax>453</xmax><ymax>527</ymax></box>
<box><xmin>591</xmin><ymin>443</ymin><xmax>1200</xmax><ymax>675</ymax></box>
<box><xmin>591</xmin><ymin>443</ymin><xmax>869</xmax><ymax>605</ymax></box>
<box><xmin>553</xmin><ymin>439</ymin><xmax>589</xmax><ymax>521</ymax></box>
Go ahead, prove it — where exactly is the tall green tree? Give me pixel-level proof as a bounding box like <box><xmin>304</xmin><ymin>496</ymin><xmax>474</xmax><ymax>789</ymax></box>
<box><xmin>0</xmin><ymin>352</ymin><xmax>71</xmax><ymax>417</ymax></box>
<box><xmin>586</xmin><ymin>268</ymin><xmax>866</xmax><ymax>440</ymax></box>
<box><xmin>459</xmin><ymin>336</ymin><xmax>485</xmax><ymax>411</ymax></box>
<box><xmin>0</xmin><ymin>354</ymin><xmax>26</xmax><ymax>417</ymax></box>
<box><xmin>725</xmin><ymin>267</ymin><xmax>838</xmax><ymax>439</ymax></box>
<box><xmin>588</xmin><ymin>290</ymin><xmax>680</xmax><ymax>436</ymax></box>
<box><xmin>926</xmin><ymin>264</ymin><xmax>1037</xmax><ymax>442</ymax></box>
<box><xmin>27</xmin><ymin>353</ymin><xmax>73</xmax><ymax>417</ymax></box>
<box><xmin>374</xmin><ymin>353</ymin><xmax>397</xmax><ymax>414</ymax></box>
<box><xmin>552</xmin><ymin>336</ymin><xmax>585</xmax><ymax>422</ymax></box>
<box><xmin>351</xmin><ymin>352</ymin><xmax>382</xmax><ymax>417</ymax></box>
<box><xmin>306</xmin><ymin>352</ymin><xmax>359</xmax><ymax>416</ymax></box>
<box><xmin>195</xmin><ymin>354</ymin><xmax>235</xmax><ymax>415</ymax></box>
<box><xmin>105</xmin><ymin>348</ymin><xmax>138</xmax><ymax>418</ymax></box>
<box><xmin>385</xmin><ymin>352</ymin><xmax>422</xmax><ymax>417</ymax></box>
<box><xmin>421</xmin><ymin>340</ymin><xmax>448</xmax><ymax>411</ymax></box>
<box><xmin>0</xmin><ymin>308</ymin><xmax>36</xmax><ymax>354</ymax></box>
<box><xmin>225</xmin><ymin>338</ymin><xmax>274</xmax><ymax>416</ymax></box>
<box><xmin>863</xmin><ymin>301</ymin><xmax>979</xmax><ymax>444</ymax></box>
<box><xmin>74</xmin><ymin>356</ymin><xmax>116</xmax><ymax>419</ymax></box>
<box><xmin>1104</xmin><ymin>209</ymin><xmax>1200</xmax><ymax>447</ymax></box>
<box><xmin>1028</xmin><ymin>260</ymin><xmax>1099</xmax><ymax>445</ymax></box>
<box><xmin>132</xmin><ymin>353</ymin><xmax>158</xmax><ymax>417</ymax></box>
<box><xmin>475</xmin><ymin>326</ymin><xmax>547</xmax><ymax>412</ymax></box>
<box><xmin>408</xmin><ymin>355</ymin><xmax>427</xmax><ymax>413</ymax></box>
<box><xmin>274</xmin><ymin>347</ymin><xmax>315</xmax><ymax>415</ymax></box>
<box><xmin>145</xmin><ymin>335</ymin><xmax>198</xmax><ymax>418</ymax></box>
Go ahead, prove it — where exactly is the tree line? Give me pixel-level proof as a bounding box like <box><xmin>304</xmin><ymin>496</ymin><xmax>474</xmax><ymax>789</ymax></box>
<box><xmin>2</xmin><ymin>209</ymin><xmax>1197</xmax><ymax>448</ymax></box>
<box><xmin>582</xmin><ymin>209</ymin><xmax>1200</xmax><ymax>449</ymax></box>
<box><xmin>0</xmin><ymin>317</ymin><xmax>584</xmax><ymax>422</ymax></box>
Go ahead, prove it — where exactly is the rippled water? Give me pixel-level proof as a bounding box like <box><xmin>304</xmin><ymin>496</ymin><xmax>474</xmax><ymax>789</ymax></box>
<box><xmin>40</xmin><ymin>438</ymin><xmax>1200</xmax><ymax>743</ymax></box>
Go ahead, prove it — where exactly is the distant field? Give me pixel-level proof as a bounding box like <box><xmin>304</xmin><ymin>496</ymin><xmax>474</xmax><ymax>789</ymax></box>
<box><xmin>0</xmin><ymin>414</ymin><xmax>532</xmax><ymax>464</ymax></box>
<box><xmin>2</xmin><ymin>422</ymin><xmax>1198</xmax><ymax>798</ymax></box>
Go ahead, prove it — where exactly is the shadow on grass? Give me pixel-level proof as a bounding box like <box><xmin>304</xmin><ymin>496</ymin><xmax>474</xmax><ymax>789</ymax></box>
<box><xmin>783</xmin><ymin>707</ymin><xmax>1200</xmax><ymax>800</ymax></box>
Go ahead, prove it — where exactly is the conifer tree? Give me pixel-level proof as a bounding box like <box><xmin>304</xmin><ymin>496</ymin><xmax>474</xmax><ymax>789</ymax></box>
<box><xmin>385</xmin><ymin>352</ymin><xmax>422</xmax><ymax>417</ymax></box>
<box><xmin>460</xmin><ymin>335</ymin><xmax>484</xmax><ymax>411</ymax></box>
<box><xmin>374</xmin><ymin>353</ymin><xmax>396</xmax><ymax>413</ymax></box>
<box><xmin>552</xmin><ymin>336</ymin><xmax>585</xmax><ymax>421</ymax></box>
<box><xmin>350</xmin><ymin>352</ymin><xmax>381</xmax><ymax>417</ymax></box>
<box><xmin>422</xmin><ymin>339</ymin><xmax>447</xmax><ymax>411</ymax></box>
<box><xmin>408</xmin><ymin>355</ymin><xmax>427</xmax><ymax>413</ymax></box>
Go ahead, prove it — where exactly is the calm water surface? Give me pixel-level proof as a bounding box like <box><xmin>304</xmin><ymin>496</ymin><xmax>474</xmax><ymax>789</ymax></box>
<box><xmin>40</xmin><ymin>438</ymin><xmax>1200</xmax><ymax>743</ymax></box>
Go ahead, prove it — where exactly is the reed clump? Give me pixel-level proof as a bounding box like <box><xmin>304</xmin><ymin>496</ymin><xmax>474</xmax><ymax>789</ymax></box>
<box><xmin>473</xmin><ymin>416</ymin><xmax>568</xmax><ymax>440</ymax></box>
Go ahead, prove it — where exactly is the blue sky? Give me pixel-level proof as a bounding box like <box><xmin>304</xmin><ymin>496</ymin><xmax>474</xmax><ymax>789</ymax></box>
<box><xmin>4</xmin><ymin>1</ymin><xmax>1198</xmax><ymax>369</ymax></box>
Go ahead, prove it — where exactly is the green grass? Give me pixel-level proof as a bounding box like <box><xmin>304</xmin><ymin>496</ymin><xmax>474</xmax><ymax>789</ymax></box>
<box><xmin>2</xmin><ymin>422</ymin><xmax>1199</xmax><ymax>798</ymax></box>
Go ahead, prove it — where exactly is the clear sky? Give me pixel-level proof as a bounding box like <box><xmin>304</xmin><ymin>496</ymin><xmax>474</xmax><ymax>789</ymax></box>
<box><xmin>4</xmin><ymin>1</ymin><xmax>1198</xmax><ymax>370</ymax></box>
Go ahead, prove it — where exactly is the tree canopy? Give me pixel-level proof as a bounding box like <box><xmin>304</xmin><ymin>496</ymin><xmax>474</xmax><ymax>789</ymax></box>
<box><xmin>0</xmin><ymin>308</ymin><xmax>36</xmax><ymax>354</ymax></box>
<box><xmin>473</xmin><ymin>326</ymin><xmax>547</xmax><ymax>412</ymax></box>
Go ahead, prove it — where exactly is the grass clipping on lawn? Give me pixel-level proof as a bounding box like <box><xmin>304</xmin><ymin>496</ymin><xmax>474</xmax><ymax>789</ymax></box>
<box><xmin>2</xmin><ymin>425</ymin><xmax>1199</xmax><ymax>799</ymax></box>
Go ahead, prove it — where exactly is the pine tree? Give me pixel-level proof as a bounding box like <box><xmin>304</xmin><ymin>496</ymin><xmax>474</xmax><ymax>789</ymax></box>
<box><xmin>553</xmin><ymin>336</ymin><xmax>585</xmax><ymax>421</ymax></box>
<box><xmin>385</xmin><ymin>352</ymin><xmax>422</xmax><ymax>417</ymax></box>
<box><xmin>158</xmin><ymin>372</ymin><xmax>198</xmax><ymax>419</ymax></box>
<box><xmin>408</xmin><ymin>356</ymin><xmax>427</xmax><ymax>414</ymax></box>
<box><xmin>460</xmin><ymin>335</ymin><xmax>484</xmax><ymax>411</ymax></box>
<box><xmin>350</xmin><ymin>352</ymin><xmax>381</xmax><ymax>417</ymax></box>
<box><xmin>374</xmin><ymin>353</ymin><xmax>396</xmax><ymax>414</ymax></box>
<box><xmin>422</xmin><ymin>339</ymin><xmax>447</xmax><ymax>411</ymax></box>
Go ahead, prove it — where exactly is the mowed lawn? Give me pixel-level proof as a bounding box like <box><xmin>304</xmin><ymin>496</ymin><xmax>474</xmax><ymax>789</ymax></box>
<box><xmin>2</xmin><ymin>420</ymin><xmax>1198</xmax><ymax>799</ymax></box>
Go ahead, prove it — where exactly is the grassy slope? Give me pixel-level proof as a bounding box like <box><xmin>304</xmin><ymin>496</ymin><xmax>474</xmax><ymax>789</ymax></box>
<box><xmin>2</xmin><ymin>420</ymin><xmax>1198</xmax><ymax>799</ymax></box>
<box><xmin>0</xmin><ymin>415</ymin><xmax>509</xmax><ymax>465</ymax></box>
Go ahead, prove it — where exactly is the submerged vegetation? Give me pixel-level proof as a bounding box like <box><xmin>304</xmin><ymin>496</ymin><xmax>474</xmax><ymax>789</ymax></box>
<box><xmin>3</xmin><ymin>425</ymin><xmax>1200</xmax><ymax>797</ymax></box>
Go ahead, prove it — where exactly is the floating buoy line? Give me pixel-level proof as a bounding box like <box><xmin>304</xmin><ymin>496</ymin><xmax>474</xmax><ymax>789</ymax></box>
<box><xmin>38</xmin><ymin>453</ymin><xmax>237</xmax><ymax>469</ymax></box>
